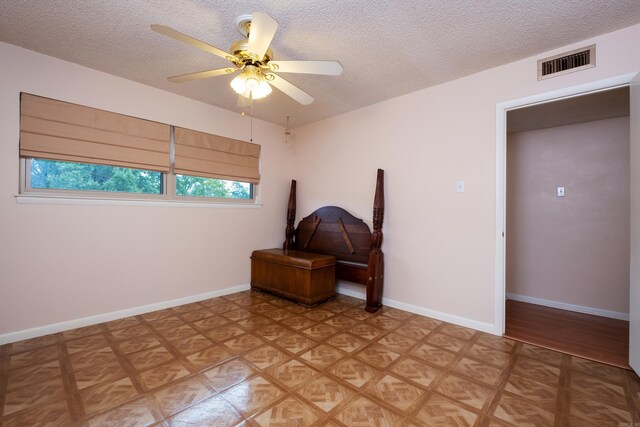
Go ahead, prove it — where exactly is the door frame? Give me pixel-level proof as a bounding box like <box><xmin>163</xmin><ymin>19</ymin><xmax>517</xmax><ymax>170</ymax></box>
<box><xmin>494</xmin><ymin>72</ymin><xmax>638</xmax><ymax>335</ymax></box>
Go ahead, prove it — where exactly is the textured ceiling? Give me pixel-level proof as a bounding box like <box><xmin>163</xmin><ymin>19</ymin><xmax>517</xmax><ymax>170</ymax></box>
<box><xmin>1</xmin><ymin>1</ymin><xmax>640</xmax><ymax>128</ymax></box>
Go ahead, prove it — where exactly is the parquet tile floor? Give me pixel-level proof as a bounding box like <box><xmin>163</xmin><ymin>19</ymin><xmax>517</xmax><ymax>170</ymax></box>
<box><xmin>1</xmin><ymin>291</ymin><xmax>639</xmax><ymax>426</ymax></box>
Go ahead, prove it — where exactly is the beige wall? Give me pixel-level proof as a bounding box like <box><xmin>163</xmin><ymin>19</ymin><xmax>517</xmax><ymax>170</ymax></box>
<box><xmin>292</xmin><ymin>24</ymin><xmax>640</xmax><ymax>331</ymax></box>
<box><xmin>2</xmin><ymin>22</ymin><xmax>640</xmax><ymax>338</ymax></box>
<box><xmin>0</xmin><ymin>42</ymin><xmax>293</xmax><ymax>337</ymax></box>
<box><xmin>506</xmin><ymin>117</ymin><xmax>630</xmax><ymax>314</ymax></box>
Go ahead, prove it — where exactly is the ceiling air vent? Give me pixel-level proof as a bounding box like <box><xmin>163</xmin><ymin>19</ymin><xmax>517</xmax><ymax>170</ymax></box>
<box><xmin>537</xmin><ymin>45</ymin><xmax>595</xmax><ymax>80</ymax></box>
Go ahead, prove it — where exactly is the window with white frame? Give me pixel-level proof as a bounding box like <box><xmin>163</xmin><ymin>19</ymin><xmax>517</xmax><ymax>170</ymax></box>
<box><xmin>28</xmin><ymin>159</ymin><xmax>164</xmax><ymax>194</ymax></box>
<box><xmin>19</xmin><ymin>93</ymin><xmax>258</xmax><ymax>202</ymax></box>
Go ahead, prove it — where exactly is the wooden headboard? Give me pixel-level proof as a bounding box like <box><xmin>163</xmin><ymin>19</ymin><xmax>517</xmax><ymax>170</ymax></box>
<box><xmin>283</xmin><ymin>169</ymin><xmax>385</xmax><ymax>312</ymax></box>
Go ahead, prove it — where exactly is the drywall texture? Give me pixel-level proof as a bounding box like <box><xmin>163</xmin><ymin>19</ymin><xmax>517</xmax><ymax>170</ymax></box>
<box><xmin>506</xmin><ymin>117</ymin><xmax>630</xmax><ymax>314</ymax></box>
<box><xmin>292</xmin><ymin>23</ymin><xmax>640</xmax><ymax>330</ymax></box>
<box><xmin>0</xmin><ymin>42</ymin><xmax>292</xmax><ymax>335</ymax></box>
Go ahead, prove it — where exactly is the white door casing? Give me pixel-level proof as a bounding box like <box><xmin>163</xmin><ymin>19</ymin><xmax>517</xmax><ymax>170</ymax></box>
<box><xmin>495</xmin><ymin>73</ymin><xmax>638</xmax><ymax>340</ymax></box>
<box><xmin>629</xmin><ymin>72</ymin><xmax>640</xmax><ymax>374</ymax></box>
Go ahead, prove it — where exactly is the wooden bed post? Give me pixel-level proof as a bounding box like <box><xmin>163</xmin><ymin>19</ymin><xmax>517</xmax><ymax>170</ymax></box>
<box><xmin>366</xmin><ymin>169</ymin><xmax>384</xmax><ymax>312</ymax></box>
<box><xmin>283</xmin><ymin>180</ymin><xmax>297</xmax><ymax>250</ymax></box>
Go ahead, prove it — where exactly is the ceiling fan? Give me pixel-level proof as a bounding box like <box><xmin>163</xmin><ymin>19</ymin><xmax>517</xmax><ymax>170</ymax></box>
<box><xmin>151</xmin><ymin>12</ymin><xmax>343</xmax><ymax>105</ymax></box>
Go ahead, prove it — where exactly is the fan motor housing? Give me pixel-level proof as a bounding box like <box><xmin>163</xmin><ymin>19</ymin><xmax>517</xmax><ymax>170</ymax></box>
<box><xmin>230</xmin><ymin>38</ymin><xmax>273</xmax><ymax>65</ymax></box>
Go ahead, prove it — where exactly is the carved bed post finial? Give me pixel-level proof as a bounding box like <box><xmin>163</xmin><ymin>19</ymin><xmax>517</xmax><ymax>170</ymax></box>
<box><xmin>366</xmin><ymin>168</ymin><xmax>385</xmax><ymax>312</ymax></box>
<box><xmin>371</xmin><ymin>169</ymin><xmax>384</xmax><ymax>253</ymax></box>
<box><xmin>283</xmin><ymin>180</ymin><xmax>297</xmax><ymax>250</ymax></box>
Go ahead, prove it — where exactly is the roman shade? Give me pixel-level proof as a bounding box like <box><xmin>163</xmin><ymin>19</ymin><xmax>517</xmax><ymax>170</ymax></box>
<box><xmin>174</xmin><ymin>127</ymin><xmax>260</xmax><ymax>184</ymax></box>
<box><xmin>20</xmin><ymin>93</ymin><xmax>170</xmax><ymax>172</ymax></box>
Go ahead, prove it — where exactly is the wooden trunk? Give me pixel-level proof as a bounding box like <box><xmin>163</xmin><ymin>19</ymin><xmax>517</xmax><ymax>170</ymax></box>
<box><xmin>250</xmin><ymin>248</ymin><xmax>336</xmax><ymax>306</ymax></box>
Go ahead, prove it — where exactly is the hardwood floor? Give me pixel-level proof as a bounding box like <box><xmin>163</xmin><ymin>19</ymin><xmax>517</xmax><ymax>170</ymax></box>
<box><xmin>504</xmin><ymin>299</ymin><xmax>630</xmax><ymax>369</ymax></box>
<box><xmin>1</xmin><ymin>292</ymin><xmax>639</xmax><ymax>425</ymax></box>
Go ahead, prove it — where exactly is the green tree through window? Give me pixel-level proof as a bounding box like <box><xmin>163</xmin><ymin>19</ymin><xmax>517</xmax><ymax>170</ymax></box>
<box><xmin>31</xmin><ymin>159</ymin><xmax>161</xmax><ymax>193</ymax></box>
<box><xmin>29</xmin><ymin>159</ymin><xmax>252</xmax><ymax>199</ymax></box>
<box><xmin>176</xmin><ymin>175</ymin><xmax>250</xmax><ymax>199</ymax></box>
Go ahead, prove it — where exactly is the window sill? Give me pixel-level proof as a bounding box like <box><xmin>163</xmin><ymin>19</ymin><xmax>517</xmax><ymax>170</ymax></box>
<box><xmin>15</xmin><ymin>194</ymin><xmax>262</xmax><ymax>208</ymax></box>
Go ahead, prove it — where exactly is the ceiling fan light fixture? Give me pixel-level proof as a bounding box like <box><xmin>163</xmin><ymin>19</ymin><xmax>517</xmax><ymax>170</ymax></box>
<box><xmin>230</xmin><ymin>65</ymin><xmax>272</xmax><ymax>100</ymax></box>
<box><xmin>153</xmin><ymin>11</ymin><xmax>341</xmax><ymax>105</ymax></box>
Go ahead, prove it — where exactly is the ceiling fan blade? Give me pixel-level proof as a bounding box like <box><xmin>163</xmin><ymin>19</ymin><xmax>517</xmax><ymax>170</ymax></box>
<box><xmin>247</xmin><ymin>12</ymin><xmax>278</xmax><ymax>60</ymax></box>
<box><xmin>269</xmin><ymin>60</ymin><xmax>343</xmax><ymax>76</ymax></box>
<box><xmin>151</xmin><ymin>24</ymin><xmax>235</xmax><ymax>62</ymax></box>
<box><xmin>167</xmin><ymin>68</ymin><xmax>237</xmax><ymax>83</ymax></box>
<box><xmin>268</xmin><ymin>74</ymin><xmax>314</xmax><ymax>105</ymax></box>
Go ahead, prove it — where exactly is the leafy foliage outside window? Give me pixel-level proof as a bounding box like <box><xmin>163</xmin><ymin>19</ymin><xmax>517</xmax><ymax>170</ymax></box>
<box><xmin>30</xmin><ymin>159</ymin><xmax>162</xmax><ymax>194</ymax></box>
<box><xmin>28</xmin><ymin>159</ymin><xmax>252</xmax><ymax>200</ymax></box>
<box><xmin>176</xmin><ymin>174</ymin><xmax>251</xmax><ymax>199</ymax></box>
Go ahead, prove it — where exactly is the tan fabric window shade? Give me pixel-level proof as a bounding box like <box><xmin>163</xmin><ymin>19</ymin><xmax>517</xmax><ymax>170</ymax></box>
<box><xmin>20</xmin><ymin>93</ymin><xmax>170</xmax><ymax>172</ymax></box>
<box><xmin>174</xmin><ymin>127</ymin><xmax>260</xmax><ymax>184</ymax></box>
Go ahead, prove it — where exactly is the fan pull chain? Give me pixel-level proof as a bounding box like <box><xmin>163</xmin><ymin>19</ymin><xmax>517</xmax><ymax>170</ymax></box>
<box><xmin>250</xmin><ymin>96</ymin><xmax>254</xmax><ymax>142</ymax></box>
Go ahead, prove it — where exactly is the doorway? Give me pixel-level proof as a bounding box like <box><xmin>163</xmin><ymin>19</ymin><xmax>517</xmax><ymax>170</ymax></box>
<box><xmin>505</xmin><ymin>87</ymin><xmax>630</xmax><ymax>367</ymax></box>
<box><xmin>494</xmin><ymin>72</ymin><xmax>640</xmax><ymax>374</ymax></box>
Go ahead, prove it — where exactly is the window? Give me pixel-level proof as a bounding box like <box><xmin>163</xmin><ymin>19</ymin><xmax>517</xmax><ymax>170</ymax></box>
<box><xmin>29</xmin><ymin>159</ymin><xmax>163</xmax><ymax>194</ymax></box>
<box><xmin>23</xmin><ymin>158</ymin><xmax>254</xmax><ymax>200</ymax></box>
<box><xmin>19</xmin><ymin>93</ymin><xmax>259</xmax><ymax>203</ymax></box>
<box><xmin>176</xmin><ymin>175</ymin><xmax>252</xmax><ymax>199</ymax></box>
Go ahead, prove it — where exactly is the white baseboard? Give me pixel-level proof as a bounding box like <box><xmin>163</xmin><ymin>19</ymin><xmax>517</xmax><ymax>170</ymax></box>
<box><xmin>0</xmin><ymin>284</ymin><xmax>251</xmax><ymax>345</ymax></box>
<box><xmin>336</xmin><ymin>284</ymin><xmax>495</xmax><ymax>334</ymax></box>
<box><xmin>506</xmin><ymin>293</ymin><xmax>629</xmax><ymax>321</ymax></box>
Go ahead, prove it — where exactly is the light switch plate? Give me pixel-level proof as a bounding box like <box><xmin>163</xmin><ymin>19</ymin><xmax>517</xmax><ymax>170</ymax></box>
<box><xmin>456</xmin><ymin>181</ymin><xmax>465</xmax><ymax>193</ymax></box>
<box><xmin>557</xmin><ymin>186</ymin><xmax>565</xmax><ymax>197</ymax></box>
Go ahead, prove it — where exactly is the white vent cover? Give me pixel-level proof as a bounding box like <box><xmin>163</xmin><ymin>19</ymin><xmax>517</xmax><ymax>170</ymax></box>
<box><xmin>537</xmin><ymin>45</ymin><xmax>595</xmax><ymax>80</ymax></box>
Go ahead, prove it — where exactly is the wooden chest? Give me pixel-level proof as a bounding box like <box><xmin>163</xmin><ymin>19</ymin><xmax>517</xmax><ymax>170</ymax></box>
<box><xmin>251</xmin><ymin>248</ymin><xmax>336</xmax><ymax>306</ymax></box>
